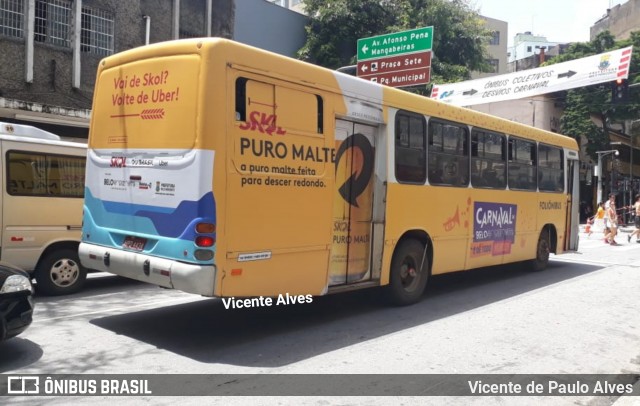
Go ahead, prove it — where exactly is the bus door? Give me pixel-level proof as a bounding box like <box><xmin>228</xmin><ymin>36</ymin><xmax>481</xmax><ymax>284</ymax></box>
<box><xmin>565</xmin><ymin>155</ymin><xmax>580</xmax><ymax>251</ymax></box>
<box><xmin>329</xmin><ymin>120</ymin><xmax>376</xmax><ymax>285</ymax></box>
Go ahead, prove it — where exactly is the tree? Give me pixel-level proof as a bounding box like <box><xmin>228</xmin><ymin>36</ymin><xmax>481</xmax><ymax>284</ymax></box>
<box><xmin>297</xmin><ymin>0</ymin><xmax>492</xmax><ymax>84</ymax></box>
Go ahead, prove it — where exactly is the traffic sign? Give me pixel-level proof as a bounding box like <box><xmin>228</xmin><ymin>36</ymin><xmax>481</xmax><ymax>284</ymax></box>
<box><xmin>431</xmin><ymin>46</ymin><xmax>633</xmax><ymax>106</ymax></box>
<box><xmin>357</xmin><ymin>27</ymin><xmax>433</xmax><ymax>62</ymax></box>
<box><xmin>364</xmin><ymin>68</ymin><xmax>431</xmax><ymax>88</ymax></box>
<box><xmin>357</xmin><ymin>51</ymin><xmax>431</xmax><ymax>76</ymax></box>
<box><xmin>358</xmin><ymin>51</ymin><xmax>432</xmax><ymax>87</ymax></box>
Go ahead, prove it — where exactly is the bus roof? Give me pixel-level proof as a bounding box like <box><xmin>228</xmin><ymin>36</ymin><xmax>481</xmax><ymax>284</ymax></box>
<box><xmin>97</xmin><ymin>38</ymin><xmax>578</xmax><ymax>151</ymax></box>
<box><xmin>0</xmin><ymin>122</ymin><xmax>86</xmax><ymax>149</ymax></box>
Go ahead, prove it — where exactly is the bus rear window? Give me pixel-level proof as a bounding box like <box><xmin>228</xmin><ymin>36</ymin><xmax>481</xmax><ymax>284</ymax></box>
<box><xmin>235</xmin><ymin>76</ymin><xmax>324</xmax><ymax>134</ymax></box>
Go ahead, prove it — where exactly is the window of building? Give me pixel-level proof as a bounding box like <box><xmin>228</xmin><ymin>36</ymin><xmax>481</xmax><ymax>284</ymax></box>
<box><xmin>489</xmin><ymin>31</ymin><xmax>500</xmax><ymax>45</ymax></box>
<box><xmin>0</xmin><ymin>0</ymin><xmax>23</xmax><ymax>38</ymax></box>
<box><xmin>395</xmin><ymin>110</ymin><xmax>426</xmax><ymax>183</ymax></box>
<box><xmin>81</xmin><ymin>6</ymin><xmax>114</xmax><ymax>56</ymax></box>
<box><xmin>471</xmin><ymin>129</ymin><xmax>506</xmax><ymax>189</ymax></box>
<box><xmin>35</xmin><ymin>0</ymin><xmax>71</xmax><ymax>47</ymax></box>
<box><xmin>526</xmin><ymin>46</ymin><xmax>532</xmax><ymax>52</ymax></box>
<box><xmin>7</xmin><ymin>151</ymin><xmax>85</xmax><ymax>197</ymax></box>
<box><xmin>538</xmin><ymin>144</ymin><xmax>564</xmax><ymax>192</ymax></box>
<box><xmin>428</xmin><ymin>120</ymin><xmax>469</xmax><ymax>187</ymax></box>
<box><xmin>487</xmin><ymin>59</ymin><xmax>499</xmax><ymax>73</ymax></box>
<box><xmin>508</xmin><ymin>137</ymin><xmax>537</xmax><ymax>190</ymax></box>
<box><xmin>179</xmin><ymin>29</ymin><xmax>201</xmax><ymax>39</ymax></box>
<box><xmin>179</xmin><ymin>0</ymin><xmax>205</xmax><ymax>38</ymax></box>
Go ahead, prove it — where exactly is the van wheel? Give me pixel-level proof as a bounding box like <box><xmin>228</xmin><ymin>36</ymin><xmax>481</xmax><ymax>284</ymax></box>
<box><xmin>386</xmin><ymin>239</ymin><xmax>429</xmax><ymax>306</ymax></box>
<box><xmin>35</xmin><ymin>249</ymin><xmax>87</xmax><ymax>295</ymax></box>
<box><xmin>527</xmin><ymin>231</ymin><xmax>550</xmax><ymax>272</ymax></box>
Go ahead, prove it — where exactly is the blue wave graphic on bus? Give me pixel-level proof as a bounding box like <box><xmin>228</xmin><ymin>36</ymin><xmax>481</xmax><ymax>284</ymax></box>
<box><xmin>82</xmin><ymin>189</ymin><xmax>216</xmax><ymax>263</ymax></box>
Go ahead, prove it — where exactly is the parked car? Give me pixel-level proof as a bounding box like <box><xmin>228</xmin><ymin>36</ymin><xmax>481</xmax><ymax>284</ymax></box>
<box><xmin>0</xmin><ymin>262</ymin><xmax>34</xmax><ymax>341</ymax></box>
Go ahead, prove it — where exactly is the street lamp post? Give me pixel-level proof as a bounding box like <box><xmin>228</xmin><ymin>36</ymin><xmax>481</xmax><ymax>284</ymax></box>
<box><xmin>596</xmin><ymin>149</ymin><xmax>620</xmax><ymax>204</ymax></box>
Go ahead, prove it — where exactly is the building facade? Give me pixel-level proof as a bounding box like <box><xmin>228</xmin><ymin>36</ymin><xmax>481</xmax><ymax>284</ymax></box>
<box><xmin>591</xmin><ymin>0</ymin><xmax>640</xmax><ymax>40</ymax></box>
<box><xmin>507</xmin><ymin>32</ymin><xmax>558</xmax><ymax>64</ymax></box>
<box><xmin>471</xmin><ymin>16</ymin><xmax>508</xmax><ymax>79</ymax></box>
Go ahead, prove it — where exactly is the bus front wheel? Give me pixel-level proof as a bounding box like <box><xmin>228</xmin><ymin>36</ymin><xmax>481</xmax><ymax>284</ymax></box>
<box><xmin>35</xmin><ymin>249</ymin><xmax>87</xmax><ymax>295</ymax></box>
<box><xmin>527</xmin><ymin>231</ymin><xmax>550</xmax><ymax>272</ymax></box>
<box><xmin>386</xmin><ymin>239</ymin><xmax>429</xmax><ymax>306</ymax></box>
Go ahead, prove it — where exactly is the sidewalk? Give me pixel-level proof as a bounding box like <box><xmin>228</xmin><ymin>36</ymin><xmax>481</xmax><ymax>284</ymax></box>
<box><xmin>579</xmin><ymin>223</ymin><xmax>635</xmax><ymax>234</ymax></box>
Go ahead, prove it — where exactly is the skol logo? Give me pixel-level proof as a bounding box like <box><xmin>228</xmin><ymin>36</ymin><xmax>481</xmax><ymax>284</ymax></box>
<box><xmin>239</xmin><ymin>111</ymin><xmax>286</xmax><ymax>135</ymax></box>
<box><xmin>110</xmin><ymin>157</ymin><xmax>127</xmax><ymax>168</ymax></box>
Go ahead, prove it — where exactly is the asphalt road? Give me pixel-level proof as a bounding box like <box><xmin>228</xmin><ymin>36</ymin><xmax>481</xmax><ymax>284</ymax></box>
<box><xmin>2</xmin><ymin>229</ymin><xmax>639</xmax><ymax>405</ymax></box>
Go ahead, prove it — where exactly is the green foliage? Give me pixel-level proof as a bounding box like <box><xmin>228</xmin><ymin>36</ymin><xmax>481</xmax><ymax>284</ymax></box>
<box><xmin>560</xmin><ymin>90</ymin><xmax>607</xmax><ymax>157</ymax></box>
<box><xmin>298</xmin><ymin>0</ymin><xmax>492</xmax><ymax>84</ymax></box>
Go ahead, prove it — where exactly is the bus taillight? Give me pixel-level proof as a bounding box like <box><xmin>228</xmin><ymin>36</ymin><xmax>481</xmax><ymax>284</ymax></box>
<box><xmin>195</xmin><ymin>236</ymin><xmax>215</xmax><ymax>247</ymax></box>
<box><xmin>195</xmin><ymin>223</ymin><xmax>215</xmax><ymax>233</ymax></box>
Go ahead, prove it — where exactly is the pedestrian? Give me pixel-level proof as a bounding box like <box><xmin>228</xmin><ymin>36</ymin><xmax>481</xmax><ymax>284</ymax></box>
<box><xmin>605</xmin><ymin>197</ymin><xmax>619</xmax><ymax>245</ymax></box>
<box><xmin>585</xmin><ymin>217</ymin><xmax>593</xmax><ymax>236</ymax></box>
<box><xmin>628</xmin><ymin>194</ymin><xmax>640</xmax><ymax>243</ymax></box>
<box><xmin>582</xmin><ymin>202</ymin><xmax>592</xmax><ymax>224</ymax></box>
<box><xmin>594</xmin><ymin>202</ymin><xmax>605</xmax><ymax>236</ymax></box>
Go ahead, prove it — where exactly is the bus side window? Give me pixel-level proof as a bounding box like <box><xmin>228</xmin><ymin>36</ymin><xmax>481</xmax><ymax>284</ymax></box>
<box><xmin>508</xmin><ymin>137</ymin><xmax>537</xmax><ymax>190</ymax></box>
<box><xmin>395</xmin><ymin>110</ymin><xmax>426</xmax><ymax>183</ymax></box>
<box><xmin>538</xmin><ymin>144</ymin><xmax>564</xmax><ymax>192</ymax></box>
<box><xmin>471</xmin><ymin>128</ymin><xmax>506</xmax><ymax>189</ymax></box>
<box><xmin>428</xmin><ymin>119</ymin><xmax>468</xmax><ymax>187</ymax></box>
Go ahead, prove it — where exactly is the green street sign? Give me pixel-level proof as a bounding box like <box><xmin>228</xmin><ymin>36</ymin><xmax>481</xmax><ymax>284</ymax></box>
<box><xmin>357</xmin><ymin>27</ymin><xmax>433</xmax><ymax>61</ymax></box>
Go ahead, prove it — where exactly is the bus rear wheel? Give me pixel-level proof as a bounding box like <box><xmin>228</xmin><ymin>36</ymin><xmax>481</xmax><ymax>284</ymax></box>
<box><xmin>386</xmin><ymin>239</ymin><xmax>429</xmax><ymax>306</ymax></box>
<box><xmin>35</xmin><ymin>249</ymin><xmax>87</xmax><ymax>295</ymax></box>
<box><xmin>527</xmin><ymin>231</ymin><xmax>550</xmax><ymax>272</ymax></box>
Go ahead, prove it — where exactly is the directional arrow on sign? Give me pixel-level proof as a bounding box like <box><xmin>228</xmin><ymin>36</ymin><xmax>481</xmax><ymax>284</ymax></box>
<box><xmin>361</xmin><ymin>44</ymin><xmax>369</xmax><ymax>55</ymax></box>
<box><xmin>430</xmin><ymin>46</ymin><xmax>633</xmax><ymax>106</ymax></box>
<box><xmin>557</xmin><ymin>70</ymin><xmax>577</xmax><ymax>79</ymax></box>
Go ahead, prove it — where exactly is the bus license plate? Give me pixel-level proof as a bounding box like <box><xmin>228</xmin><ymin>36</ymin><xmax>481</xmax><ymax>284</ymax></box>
<box><xmin>123</xmin><ymin>236</ymin><xmax>147</xmax><ymax>251</ymax></box>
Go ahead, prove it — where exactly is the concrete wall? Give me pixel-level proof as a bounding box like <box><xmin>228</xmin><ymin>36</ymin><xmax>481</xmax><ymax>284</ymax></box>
<box><xmin>591</xmin><ymin>0</ymin><xmax>640</xmax><ymax>40</ymax></box>
<box><xmin>470</xmin><ymin>95</ymin><xmax>563</xmax><ymax>133</ymax></box>
<box><xmin>234</xmin><ymin>0</ymin><xmax>307</xmax><ymax>57</ymax></box>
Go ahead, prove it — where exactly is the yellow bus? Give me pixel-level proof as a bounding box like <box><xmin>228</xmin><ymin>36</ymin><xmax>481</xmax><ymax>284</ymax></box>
<box><xmin>0</xmin><ymin>122</ymin><xmax>88</xmax><ymax>295</ymax></box>
<box><xmin>79</xmin><ymin>38</ymin><xmax>579</xmax><ymax>306</ymax></box>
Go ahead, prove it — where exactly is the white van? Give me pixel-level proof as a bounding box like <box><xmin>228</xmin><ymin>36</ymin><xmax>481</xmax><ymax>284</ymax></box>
<box><xmin>0</xmin><ymin>122</ymin><xmax>88</xmax><ymax>295</ymax></box>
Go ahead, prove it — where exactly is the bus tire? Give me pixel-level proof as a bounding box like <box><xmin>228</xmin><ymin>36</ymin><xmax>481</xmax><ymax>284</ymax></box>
<box><xmin>527</xmin><ymin>231</ymin><xmax>550</xmax><ymax>272</ymax></box>
<box><xmin>35</xmin><ymin>249</ymin><xmax>87</xmax><ymax>295</ymax></box>
<box><xmin>386</xmin><ymin>239</ymin><xmax>429</xmax><ymax>306</ymax></box>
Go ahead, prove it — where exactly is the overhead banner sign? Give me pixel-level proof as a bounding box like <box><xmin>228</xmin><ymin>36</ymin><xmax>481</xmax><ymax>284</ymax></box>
<box><xmin>357</xmin><ymin>27</ymin><xmax>433</xmax><ymax>88</ymax></box>
<box><xmin>430</xmin><ymin>46</ymin><xmax>633</xmax><ymax>106</ymax></box>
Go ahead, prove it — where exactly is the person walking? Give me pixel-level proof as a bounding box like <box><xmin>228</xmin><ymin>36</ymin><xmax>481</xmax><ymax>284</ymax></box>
<box><xmin>593</xmin><ymin>202</ymin><xmax>605</xmax><ymax>237</ymax></box>
<box><xmin>605</xmin><ymin>197</ymin><xmax>620</xmax><ymax>245</ymax></box>
<box><xmin>628</xmin><ymin>194</ymin><xmax>640</xmax><ymax>243</ymax></box>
